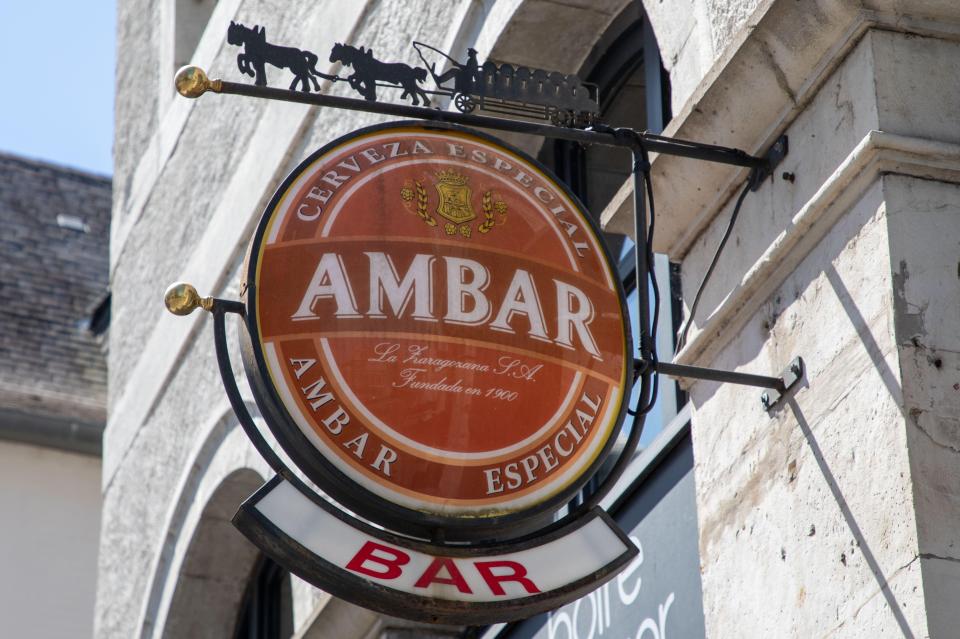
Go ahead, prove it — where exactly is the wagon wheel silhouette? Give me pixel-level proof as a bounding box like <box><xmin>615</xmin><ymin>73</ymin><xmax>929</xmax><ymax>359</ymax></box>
<box><xmin>548</xmin><ymin>108</ymin><xmax>576</xmax><ymax>127</ymax></box>
<box><xmin>453</xmin><ymin>93</ymin><xmax>476</xmax><ymax>113</ymax></box>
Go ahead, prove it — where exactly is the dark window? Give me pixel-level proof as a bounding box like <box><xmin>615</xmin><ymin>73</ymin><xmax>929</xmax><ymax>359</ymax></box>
<box><xmin>234</xmin><ymin>556</ymin><xmax>294</xmax><ymax>639</ymax></box>
<box><xmin>540</xmin><ymin>3</ymin><xmax>668</xmax><ymax>215</ymax></box>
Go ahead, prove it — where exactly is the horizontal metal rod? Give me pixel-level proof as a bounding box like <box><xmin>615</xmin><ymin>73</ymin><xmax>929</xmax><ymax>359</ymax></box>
<box><xmin>638</xmin><ymin>359</ymin><xmax>785</xmax><ymax>391</ymax></box>
<box><xmin>207</xmin><ymin>79</ymin><xmax>766</xmax><ymax>169</ymax></box>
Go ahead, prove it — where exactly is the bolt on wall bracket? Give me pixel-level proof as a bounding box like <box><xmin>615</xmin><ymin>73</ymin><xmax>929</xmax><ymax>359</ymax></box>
<box><xmin>759</xmin><ymin>357</ymin><xmax>804</xmax><ymax>411</ymax></box>
<box><xmin>750</xmin><ymin>135</ymin><xmax>789</xmax><ymax>191</ymax></box>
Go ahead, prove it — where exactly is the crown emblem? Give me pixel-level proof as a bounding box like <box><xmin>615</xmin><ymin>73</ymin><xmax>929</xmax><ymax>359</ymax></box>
<box><xmin>400</xmin><ymin>170</ymin><xmax>508</xmax><ymax>239</ymax></box>
<box><xmin>435</xmin><ymin>169</ymin><xmax>469</xmax><ymax>187</ymax></box>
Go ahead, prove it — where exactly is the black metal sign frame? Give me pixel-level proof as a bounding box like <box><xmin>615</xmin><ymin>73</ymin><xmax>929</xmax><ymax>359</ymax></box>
<box><xmin>238</xmin><ymin>120</ymin><xmax>633</xmax><ymax>543</ymax></box>
<box><xmin>156</xmin><ymin>294</ymin><xmax>639</xmax><ymax>625</ymax></box>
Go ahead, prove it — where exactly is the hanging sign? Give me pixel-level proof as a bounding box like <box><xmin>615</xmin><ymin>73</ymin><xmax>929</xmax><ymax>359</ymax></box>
<box><xmin>171</xmin><ymin>22</ymin><xmax>785</xmax><ymax>626</ymax></box>
<box><xmin>231</xmin><ymin>121</ymin><xmax>634</xmax><ymax>623</ymax></box>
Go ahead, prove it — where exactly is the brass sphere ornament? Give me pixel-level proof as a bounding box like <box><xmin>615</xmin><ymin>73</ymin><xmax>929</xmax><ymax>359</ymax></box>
<box><xmin>164</xmin><ymin>282</ymin><xmax>213</xmax><ymax>316</ymax></box>
<box><xmin>175</xmin><ymin>66</ymin><xmax>211</xmax><ymax>98</ymax></box>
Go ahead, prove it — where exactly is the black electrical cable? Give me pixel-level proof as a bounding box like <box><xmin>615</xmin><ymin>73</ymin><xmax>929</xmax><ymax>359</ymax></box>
<box><xmin>561</xmin><ymin>126</ymin><xmax>657</xmax><ymax>515</ymax></box>
<box><xmin>627</xmin><ymin>166</ymin><xmax>659</xmax><ymax>417</ymax></box>
<box><xmin>587</xmin><ymin>124</ymin><xmax>658</xmax><ymax>417</ymax></box>
<box><xmin>642</xmin><ymin>163</ymin><xmax>659</xmax><ymax>415</ymax></box>
<box><xmin>676</xmin><ymin>181</ymin><xmax>753</xmax><ymax>351</ymax></box>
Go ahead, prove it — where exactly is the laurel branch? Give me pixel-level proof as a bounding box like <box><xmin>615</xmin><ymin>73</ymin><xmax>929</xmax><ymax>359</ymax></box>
<box><xmin>479</xmin><ymin>191</ymin><xmax>495</xmax><ymax>233</ymax></box>
<box><xmin>413</xmin><ymin>181</ymin><xmax>437</xmax><ymax>227</ymax></box>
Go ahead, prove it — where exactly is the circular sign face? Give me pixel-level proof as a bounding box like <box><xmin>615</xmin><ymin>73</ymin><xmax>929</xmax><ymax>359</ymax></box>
<box><xmin>242</xmin><ymin>122</ymin><xmax>629</xmax><ymax>539</ymax></box>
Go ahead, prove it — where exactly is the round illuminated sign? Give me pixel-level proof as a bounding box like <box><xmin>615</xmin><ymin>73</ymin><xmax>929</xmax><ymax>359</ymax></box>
<box><xmin>241</xmin><ymin>122</ymin><xmax>629</xmax><ymax>539</ymax></box>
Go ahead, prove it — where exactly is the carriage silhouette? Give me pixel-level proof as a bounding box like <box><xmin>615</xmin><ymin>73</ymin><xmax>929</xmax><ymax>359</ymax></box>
<box><xmin>225</xmin><ymin>22</ymin><xmax>599</xmax><ymax>128</ymax></box>
<box><xmin>412</xmin><ymin>42</ymin><xmax>599</xmax><ymax>127</ymax></box>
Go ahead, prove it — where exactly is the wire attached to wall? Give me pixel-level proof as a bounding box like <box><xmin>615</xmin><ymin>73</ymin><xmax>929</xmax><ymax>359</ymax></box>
<box><xmin>675</xmin><ymin>181</ymin><xmax>753</xmax><ymax>351</ymax></box>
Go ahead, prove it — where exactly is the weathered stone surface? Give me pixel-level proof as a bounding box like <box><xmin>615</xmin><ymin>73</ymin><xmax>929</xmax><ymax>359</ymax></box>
<box><xmin>689</xmin><ymin>180</ymin><xmax>927</xmax><ymax>636</ymax></box>
<box><xmin>885</xmin><ymin>175</ymin><xmax>960</xmax><ymax>637</ymax></box>
<box><xmin>645</xmin><ymin>0</ymin><xmax>715</xmax><ymax>114</ymax></box>
<box><xmin>704</xmin><ymin>0</ymin><xmax>764</xmax><ymax>57</ymax></box>
<box><xmin>108</xmin><ymin>3</ymin><xmax>308</xmax><ymax>410</ymax></box>
<box><xmin>677</xmin><ymin>21</ymin><xmax>960</xmax><ymax>639</ymax></box>
<box><xmin>103</xmin><ymin>0</ymin><xmax>378</xmax><ymax>488</ymax></box>
<box><xmin>488</xmin><ymin>0</ymin><xmax>626</xmax><ymax>71</ymax></box>
<box><xmin>114</xmin><ymin>0</ymin><xmax>161</xmax><ymax>217</ymax></box>
<box><xmin>872</xmin><ymin>31</ymin><xmax>960</xmax><ymax>145</ymax></box>
<box><xmin>603</xmin><ymin>1</ymin><xmax>960</xmax><ymax>257</ymax></box>
<box><xmin>676</xmin><ymin>32</ymin><xmax>883</xmax><ymax>365</ymax></box>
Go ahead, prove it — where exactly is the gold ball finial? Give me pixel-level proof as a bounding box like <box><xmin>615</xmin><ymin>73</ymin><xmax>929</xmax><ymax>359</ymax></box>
<box><xmin>175</xmin><ymin>66</ymin><xmax>210</xmax><ymax>98</ymax></box>
<box><xmin>164</xmin><ymin>282</ymin><xmax>212</xmax><ymax>316</ymax></box>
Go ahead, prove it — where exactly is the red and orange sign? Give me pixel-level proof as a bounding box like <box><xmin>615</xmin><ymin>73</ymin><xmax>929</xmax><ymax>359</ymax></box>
<box><xmin>244</xmin><ymin>122</ymin><xmax>629</xmax><ymax>530</ymax></box>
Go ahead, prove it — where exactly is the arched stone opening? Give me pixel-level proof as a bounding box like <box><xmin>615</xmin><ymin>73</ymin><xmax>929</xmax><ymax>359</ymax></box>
<box><xmin>160</xmin><ymin>468</ymin><xmax>264</xmax><ymax>639</ymax></box>
<box><xmin>470</xmin><ymin>0</ymin><xmax>632</xmax><ymax>156</ymax></box>
<box><xmin>474</xmin><ymin>1</ymin><xmax>668</xmax><ymax>152</ymax></box>
<box><xmin>474</xmin><ymin>0</ymin><xmax>736</xmax><ymax>133</ymax></box>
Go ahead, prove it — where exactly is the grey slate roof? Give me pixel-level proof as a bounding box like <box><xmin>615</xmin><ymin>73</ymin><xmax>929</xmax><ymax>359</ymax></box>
<box><xmin>0</xmin><ymin>152</ymin><xmax>111</xmax><ymax>455</ymax></box>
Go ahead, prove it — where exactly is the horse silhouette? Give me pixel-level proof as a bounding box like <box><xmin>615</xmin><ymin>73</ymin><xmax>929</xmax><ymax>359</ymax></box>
<box><xmin>227</xmin><ymin>22</ymin><xmax>330</xmax><ymax>92</ymax></box>
<box><xmin>329</xmin><ymin>42</ymin><xmax>430</xmax><ymax>105</ymax></box>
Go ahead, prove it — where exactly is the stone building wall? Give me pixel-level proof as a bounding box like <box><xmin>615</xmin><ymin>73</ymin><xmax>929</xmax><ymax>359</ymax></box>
<box><xmin>627</xmin><ymin>3</ymin><xmax>960</xmax><ymax>637</ymax></box>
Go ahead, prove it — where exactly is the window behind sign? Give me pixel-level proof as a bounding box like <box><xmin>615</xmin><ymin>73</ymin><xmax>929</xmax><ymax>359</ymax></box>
<box><xmin>233</xmin><ymin>556</ymin><xmax>293</xmax><ymax>639</ymax></box>
<box><xmin>159</xmin><ymin>0</ymin><xmax>218</xmax><ymax>116</ymax></box>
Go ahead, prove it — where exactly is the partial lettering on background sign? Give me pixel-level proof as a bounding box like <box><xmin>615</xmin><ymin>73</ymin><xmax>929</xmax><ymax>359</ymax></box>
<box><xmin>542</xmin><ymin>538</ymin><xmax>676</xmax><ymax>639</ymax></box>
<box><xmin>501</xmin><ymin>435</ymin><xmax>706</xmax><ymax>638</ymax></box>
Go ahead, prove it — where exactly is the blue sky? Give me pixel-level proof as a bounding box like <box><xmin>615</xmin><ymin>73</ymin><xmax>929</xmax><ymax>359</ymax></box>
<box><xmin>0</xmin><ymin>2</ymin><xmax>116</xmax><ymax>175</ymax></box>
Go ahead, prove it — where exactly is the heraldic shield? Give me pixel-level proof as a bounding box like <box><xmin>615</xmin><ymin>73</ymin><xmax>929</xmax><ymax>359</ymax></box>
<box><xmin>434</xmin><ymin>170</ymin><xmax>476</xmax><ymax>224</ymax></box>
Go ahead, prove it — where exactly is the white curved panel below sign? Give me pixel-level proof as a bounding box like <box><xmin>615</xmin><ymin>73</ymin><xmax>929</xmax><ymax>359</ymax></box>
<box><xmin>233</xmin><ymin>476</ymin><xmax>637</xmax><ymax>624</ymax></box>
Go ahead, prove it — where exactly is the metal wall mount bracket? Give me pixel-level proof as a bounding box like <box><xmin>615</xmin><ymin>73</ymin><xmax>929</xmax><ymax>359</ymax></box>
<box><xmin>760</xmin><ymin>357</ymin><xmax>804</xmax><ymax>411</ymax></box>
<box><xmin>750</xmin><ymin>135</ymin><xmax>789</xmax><ymax>191</ymax></box>
<box><xmin>634</xmin><ymin>356</ymin><xmax>805</xmax><ymax>413</ymax></box>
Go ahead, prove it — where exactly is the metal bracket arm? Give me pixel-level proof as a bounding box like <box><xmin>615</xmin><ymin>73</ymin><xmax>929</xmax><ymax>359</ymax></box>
<box><xmin>162</xmin><ymin>282</ymin><xmax>287</xmax><ymax>471</ymax></box>
<box><xmin>635</xmin><ymin>357</ymin><xmax>804</xmax><ymax>409</ymax></box>
<box><xmin>175</xmin><ymin>66</ymin><xmax>772</xmax><ymax>171</ymax></box>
